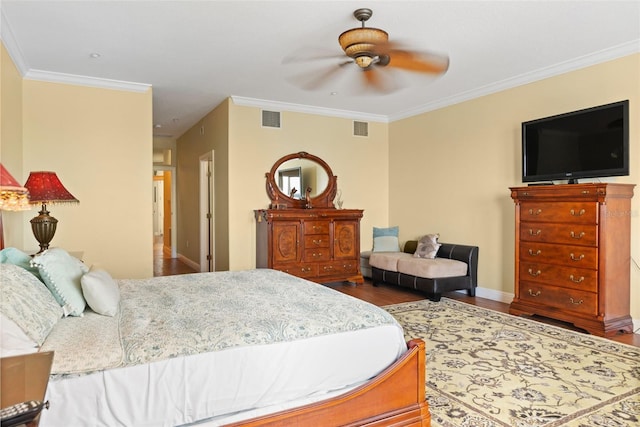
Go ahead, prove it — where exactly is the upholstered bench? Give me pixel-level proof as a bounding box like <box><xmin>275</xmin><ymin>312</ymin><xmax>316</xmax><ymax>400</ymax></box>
<box><xmin>369</xmin><ymin>240</ymin><xmax>479</xmax><ymax>302</ymax></box>
<box><xmin>360</xmin><ymin>251</ymin><xmax>373</xmax><ymax>278</ymax></box>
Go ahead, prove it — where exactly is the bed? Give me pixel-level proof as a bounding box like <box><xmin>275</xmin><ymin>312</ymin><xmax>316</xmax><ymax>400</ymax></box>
<box><xmin>0</xmin><ymin>248</ymin><xmax>429</xmax><ymax>427</ymax></box>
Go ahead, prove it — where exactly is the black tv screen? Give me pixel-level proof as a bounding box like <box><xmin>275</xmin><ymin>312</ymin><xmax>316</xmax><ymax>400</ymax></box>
<box><xmin>522</xmin><ymin>100</ymin><xmax>629</xmax><ymax>183</ymax></box>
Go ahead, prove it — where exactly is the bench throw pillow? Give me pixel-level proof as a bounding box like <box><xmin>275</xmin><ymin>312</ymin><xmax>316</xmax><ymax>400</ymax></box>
<box><xmin>372</xmin><ymin>226</ymin><xmax>400</xmax><ymax>252</ymax></box>
<box><xmin>414</xmin><ymin>233</ymin><xmax>441</xmax><ymax>259</ymax></box>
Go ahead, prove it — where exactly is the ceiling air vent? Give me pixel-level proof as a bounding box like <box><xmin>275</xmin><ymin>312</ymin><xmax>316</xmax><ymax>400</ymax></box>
<box><xmin>262</xmin><ymin>110</ymin><xmax>281</xmax><ymax>128</ymax></box>
<box><xmin>353</xmin><ymin>121</ymin><xmax>368</xmax><ymax>137</ymax></box>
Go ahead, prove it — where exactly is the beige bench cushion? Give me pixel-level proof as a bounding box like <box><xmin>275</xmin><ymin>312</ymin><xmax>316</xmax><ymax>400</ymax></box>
<box><xmin>397</xmin><ymin>257</ymin><xmax>467</xmax><ymax>279</ymax></box>
<box><xmin>369</xmin><ymin>252</ymin><xmax>413</xmax><ymax>272</ymax></box>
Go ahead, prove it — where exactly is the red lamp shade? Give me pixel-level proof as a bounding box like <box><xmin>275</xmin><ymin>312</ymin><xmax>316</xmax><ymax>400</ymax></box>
<box><xmin>0</xmin><ymin>163</ymin><xmax>30</xmax><ymax>211</ymax></box>
<box><xmin>0</xmin><ymin>163</ymin><xmax>31</xmax><ymax>250</ymax></box>
<box><xmin>24</xmin><ymin>171</ymin><xmax>79</xmax><ymax>204</ymax></box>
<box><xmin>23</xmin><ymin>171</ymin><xmax>78</xmax><ymax>253</ymax></box>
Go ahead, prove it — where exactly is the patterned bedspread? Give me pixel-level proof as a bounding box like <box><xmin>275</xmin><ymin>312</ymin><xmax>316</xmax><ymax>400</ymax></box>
<box><xmin>42</xmin><ymin>269</ymin><xmax>401</xmax><ymax>376</ymax></box>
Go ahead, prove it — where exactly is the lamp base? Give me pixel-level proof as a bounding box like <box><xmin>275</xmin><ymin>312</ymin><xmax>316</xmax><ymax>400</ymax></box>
<box><xmin>31</xmin><ymin>204</ymin><xmax>58</xmax><ymax>253</ymax></box>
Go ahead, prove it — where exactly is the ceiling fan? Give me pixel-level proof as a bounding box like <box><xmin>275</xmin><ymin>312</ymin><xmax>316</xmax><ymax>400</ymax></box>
<box><xmin>284</xmin><ymin>8</ymin><xmax>449</xmax><ymax>93</ymax></box>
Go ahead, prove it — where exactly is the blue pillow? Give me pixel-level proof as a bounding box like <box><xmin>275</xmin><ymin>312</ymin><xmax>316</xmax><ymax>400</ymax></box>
<box><xmin>31</xmin><ymin>248</ymin><xmax>89</xmax><ymax>316</ymax></box>
<box><xmin>0</xmin><ymin>247</ymin><xmax>42</xmax><ymax>280</ymax></box>
<box><xmin>372</xmin><ymin>226</ymin><xmax>400</xmax><ymax>252</ymax></box>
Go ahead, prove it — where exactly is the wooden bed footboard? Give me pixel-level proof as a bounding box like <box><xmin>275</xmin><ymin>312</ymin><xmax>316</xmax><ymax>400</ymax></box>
<box><xmin>228</xmin><ymin>339</ymin><xmax>429</xmax><ymax>427</ymax></box>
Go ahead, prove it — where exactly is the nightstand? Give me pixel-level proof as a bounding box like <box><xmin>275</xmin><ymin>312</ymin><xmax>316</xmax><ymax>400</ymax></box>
<box><xmin>1</xmin><ymin>351</ymin><xmax>54</xmax><ymax>427</ymax></box>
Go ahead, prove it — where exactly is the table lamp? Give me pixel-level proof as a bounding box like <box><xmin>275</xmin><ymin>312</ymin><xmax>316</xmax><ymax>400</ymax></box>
<box><xmin>0</xmin><ymin>163</ymin><xmax>31</xmax><ymax>249</ymax></box>
<box><xmin>24</xmin><ymin>171</ymin><xmax>79</xmax><ymax>253</ymax></box>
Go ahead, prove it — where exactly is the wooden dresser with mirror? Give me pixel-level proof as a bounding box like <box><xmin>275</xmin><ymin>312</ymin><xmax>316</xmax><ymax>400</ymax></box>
<box><xmin>255</xmin><ymin>152</ymin><xmax>363</xmax><ymax>284</ymax></box>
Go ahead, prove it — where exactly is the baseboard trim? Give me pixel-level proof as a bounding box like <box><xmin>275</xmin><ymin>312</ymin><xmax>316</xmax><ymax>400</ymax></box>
<box><xmin>177</xmin><ymin>253</ymin><xmax>200</xmax><ymax>271</ymax></box>
<box><xmin>456</xmin><ymin>285</ymin><xmax>513</xmax><ymax>304</ymax></box>
<box><xmin>458</xmin><ymin>286</ymin><xmax>639</xmax><ymax>335</ymax></box>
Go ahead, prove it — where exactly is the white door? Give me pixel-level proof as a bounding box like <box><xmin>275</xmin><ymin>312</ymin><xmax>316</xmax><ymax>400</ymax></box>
<box><xmin>200</xmin><ymin>151</ymin><xmax>215</xmax><ymax>272</ymax></box>
<box><xmin>152</xmin><ymin>179</ymin><xmax>164</xmax><ymax>236</ymax></box>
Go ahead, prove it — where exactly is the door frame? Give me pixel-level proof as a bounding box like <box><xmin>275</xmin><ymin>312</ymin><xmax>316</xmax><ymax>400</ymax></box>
<box><xmin>199</xmin><ymin>151</ymin><xmax>215</xmax><ymax>272</ymax></box>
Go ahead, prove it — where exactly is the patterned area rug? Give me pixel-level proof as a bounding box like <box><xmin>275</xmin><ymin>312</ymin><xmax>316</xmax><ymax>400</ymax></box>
<box><xmin>384</xmin><ymin>298</ymin><xmax>640</xmax><ymax>427</ymax></box>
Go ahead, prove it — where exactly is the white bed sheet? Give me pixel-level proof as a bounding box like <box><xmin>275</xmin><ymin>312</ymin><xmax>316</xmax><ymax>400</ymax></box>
<box><xmin>41</xmin><ymin>324</ymin><xmax>406</xmax><ymax>427</ymax></box>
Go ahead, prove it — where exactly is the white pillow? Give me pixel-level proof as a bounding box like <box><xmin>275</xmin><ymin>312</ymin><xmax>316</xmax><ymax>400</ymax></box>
<box><xmin>31</xmin><ymin>248</ymin><xmax>89</xmax><ymax>316</ymax></box>
<box><xmin>81</xmin><ymin>268</ymin><xmax>120</xmax><ymax>316</ymax></box>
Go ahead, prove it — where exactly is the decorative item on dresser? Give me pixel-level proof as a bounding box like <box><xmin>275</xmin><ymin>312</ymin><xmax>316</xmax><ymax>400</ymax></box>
<box><xmin>255</xmin><ymin>152</ymin><xmax>364</xmax><ymax>284</ymax></box>
<box><xmin>509</xmin><ymin>183</ymin><xmax>635</xmax><ymax>337</ymax></box>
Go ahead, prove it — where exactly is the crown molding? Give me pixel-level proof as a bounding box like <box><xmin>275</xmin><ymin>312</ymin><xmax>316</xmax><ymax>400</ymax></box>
<box><xmin>23</xmin><ymin>69</ymin><xmax>151</xmax><ymax>93</ymax></box>
<box><xmin>389</xmin><ymin>40</ymin><xmax>640</xmax><ymax>122</ymax></box>
<box><xmin>1</xmin><ymin>7</ymin><xmax>29</xmax><ymax>75</ymax></box>
<box><xmin>2</xmin><ymin>8</ymin><xmax>150</xmax><ymax>94</ymax></box>
<box><xmin>230</xmin><ymin>96</ymin><xmax>389</xmax><ymax>123</ymax></box>
<box><xmin>234</xmin><ymin>41</ymin><xmax>639</xmax><ymax>124</ymax></box>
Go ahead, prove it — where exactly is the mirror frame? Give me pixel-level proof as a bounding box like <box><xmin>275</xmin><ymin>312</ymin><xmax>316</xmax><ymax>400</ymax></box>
<box><xmin>266</xmin><ymin>152</ymin><xmax>337</xmax><ymax>209</ymax></box>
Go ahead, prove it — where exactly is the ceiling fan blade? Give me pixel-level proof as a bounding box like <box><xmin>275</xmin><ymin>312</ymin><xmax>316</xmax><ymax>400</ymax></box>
<box><xmin>385</xmin><ymin>49</ymin><xmax>449</xmax><ymax>74</ymax></box>
<box><xmin>287</xmin><ymin>64</ymin><xmax>348</xmax><ymax>90</ymax></box>
<box><xmin>361</xmin><ymin>68</ymin><xmax>395</xmax><ymax>93</ymax></box>
<box><xmin>282</xmin><ymin>47</ymin><xmax>347</xmax><ymax>65</ymax></box>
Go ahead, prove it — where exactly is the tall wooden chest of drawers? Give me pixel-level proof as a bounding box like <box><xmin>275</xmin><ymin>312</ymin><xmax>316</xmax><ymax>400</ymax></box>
<box><xmin>255</xmin><ymin>208</ymin><xmax>364</xmax><ymax>284</ymax></box>
<box><xmin>509</xmin><ymin>183</ymin><xmax>634</xmax><ymax>337</ymax></box>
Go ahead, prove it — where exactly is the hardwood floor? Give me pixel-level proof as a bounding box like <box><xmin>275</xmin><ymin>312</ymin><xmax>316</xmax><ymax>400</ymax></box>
<box><xmin>153</xmin><ymin>250</ymin><xmax>640</xmax><ymax>348</ymax></box>
<box><xmin>153</xmin><ymin>237</ymin><xmax>197</xmax><ymax>276</ymax></box>
<box><xmin>328</xmin><ymin>281</ymin><xmax>640</xmax><ymax>348</ymax></box>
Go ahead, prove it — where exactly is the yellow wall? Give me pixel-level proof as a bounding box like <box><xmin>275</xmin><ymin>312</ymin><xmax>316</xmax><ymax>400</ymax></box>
<box><xmin>390</xmin><ymin>54</ymin><xmax>640</xmax><ymax>320</ymax></box>
<box><xmin>1</xmin><ymin>43</ymin><xmax>25</xmax><ymax>245</ymax></box>
<box><xmin>176</xmin><ymin>98</ymin><xmax>230</xmax><ymax>270</ymax></box>
<box><xmin>227</xmin><ymin>103</ymin><xmax>389</xmax><ymax>271</ymax></box>
<box><xmin>2</xmin><ymin>43</ymin><xmax>154</xmax><ymax>278</ymax></box>
<box><xmin>20</xmin><ymin>80</ymin><xmax>154</xmax><ymax>278</ymax></box>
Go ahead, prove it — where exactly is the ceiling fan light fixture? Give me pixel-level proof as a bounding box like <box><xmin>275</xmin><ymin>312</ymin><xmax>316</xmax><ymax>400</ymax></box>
<box><xmin>338</xmin><ymin>27</ymin><xmax>388</xmax><ymax>64</ymax></box>
<box><xmin>354</xmin><ymin>56</ymin><xmax>374</xmax><ymax>68</ymax></box>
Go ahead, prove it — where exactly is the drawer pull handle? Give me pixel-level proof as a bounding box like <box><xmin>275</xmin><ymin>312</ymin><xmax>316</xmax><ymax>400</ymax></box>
<box><xmin>570</xmin><ymin>253</ymin><xmax>585</xmax><ymax>261</ymax></box>
<box><xmin>323</xmin><ymin>266</ymin><xmax>333</xmax><ymax>271</ymax></box>
<box><xmin>569</xmin><ymin>275</ymin><xmax>584</xmax><ymax>283</ymax></box>
<box><xmin>528</xmin><ymin>229</ymin><xmax>541</xmax><ymax>236</ymax></box>
<box><xmin>312</xmin><ymin>252</ymin><xmax>323</xmax><ymax>257</ymax></box>
<box><xmin>570</xmin><ymin>209</ymin><xmax>586</xmax><ymax>216</ymax></box>
<box><xmin>528</xmin><ymin>208</ymin><xmax>542</xmax><ymax>215</ymax></box>
<box><xmin>528</xmin><ymin>268</ymin><xmax>541</xmax><ymax>277</ymax></box>
<box><xmin>569</xmin><ymin>298</ymin><xmax>584</xmax><ymax>305</ymax></box>
<box><xmin>570</xmin><ymin>231</ymin><xmax>585</xmax><ymax>239</ymax></box>
<box><xmin>312</xmin><ymin>239</ymin><xmax>322</xmax><ymax>245</ymax></box>
<box><xmin>528</xmin><ymin>289</ymin><xmax>541</xmax><ymax>297</ymax></box>
<box><xmin>528</xmin><ymin>249</ymin><xmax>542</xmax><ymax>256</ymax></box>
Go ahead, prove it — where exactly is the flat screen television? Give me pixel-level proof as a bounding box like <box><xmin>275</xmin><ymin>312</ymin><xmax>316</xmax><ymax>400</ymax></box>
<box><xmin>522</xmin><ymin>100</ymin><xmax>629</xmax><ymax>183</ymax></box>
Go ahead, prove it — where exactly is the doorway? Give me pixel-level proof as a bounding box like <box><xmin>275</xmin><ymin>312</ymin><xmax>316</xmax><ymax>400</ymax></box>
<box><xmin>153</xmin><ymin>167</ymin><xmax>177</xmax><ymax>260</ymax></box>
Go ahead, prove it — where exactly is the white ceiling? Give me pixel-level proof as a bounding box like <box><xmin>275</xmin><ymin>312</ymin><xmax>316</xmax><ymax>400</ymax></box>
<box><xmin>2</xmin><ymin>1</ymin><xmax>639</xmax><ymax>138</ymax></box>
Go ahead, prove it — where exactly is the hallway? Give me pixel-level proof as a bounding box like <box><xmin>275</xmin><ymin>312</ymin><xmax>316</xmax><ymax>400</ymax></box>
<box><xmin>153</xmin><ymin>236</ymin><xmax>197</xmax><ymax>276</ymax></box>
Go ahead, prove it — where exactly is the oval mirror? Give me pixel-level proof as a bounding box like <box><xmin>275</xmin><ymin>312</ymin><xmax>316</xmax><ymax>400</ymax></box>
<box><xmin>266</xmin><ymin>152</ymin><xmax>337</xmax><ymax>209</ymax></box>
<box><xmin>275</xmin><ymin>158</ymin><xmax>329</xmax><ymax>199</ymax></box>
